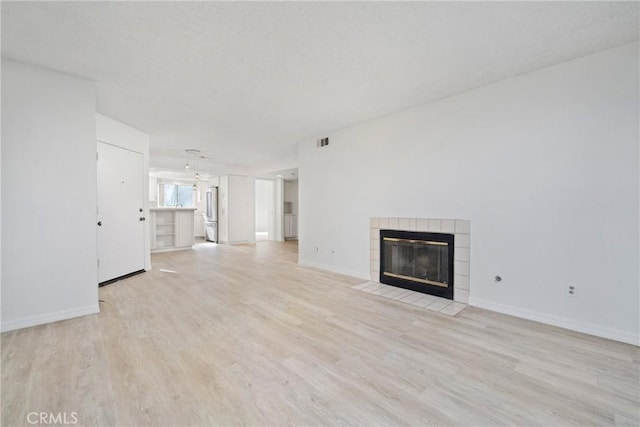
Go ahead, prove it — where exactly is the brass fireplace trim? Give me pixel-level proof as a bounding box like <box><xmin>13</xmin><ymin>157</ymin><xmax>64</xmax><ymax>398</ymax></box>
<box><xmin>382</xmin><ymin>272</ymin><xmax>448</xmax><ymax>288</ymax></box>
<box><xmin>383</xmin><ymin>237</ymin><xmax>448</xmax><ymax>246</ymax></box>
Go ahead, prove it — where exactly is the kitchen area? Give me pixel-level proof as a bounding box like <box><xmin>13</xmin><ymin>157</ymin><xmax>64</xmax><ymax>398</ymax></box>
<box><xmin>149</xmin><ymin>166</ymin><xmax>296</xmax><ymax>250</ymax></box>
<box><xmin>148</xmin><ymin>172</ymin><xmax>219</xmax><ymax>252</ymax></box>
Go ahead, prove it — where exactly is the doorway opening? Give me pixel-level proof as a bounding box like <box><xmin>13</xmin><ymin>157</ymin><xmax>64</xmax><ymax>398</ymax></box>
<box><xmin>255</xmin><ymin>179</ymin><xmax>276</xmax><ymax>242</ymax></box>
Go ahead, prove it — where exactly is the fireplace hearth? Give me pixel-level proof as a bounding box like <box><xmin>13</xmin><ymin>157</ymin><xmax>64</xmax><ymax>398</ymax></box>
<box><xmin>380</xmin><ymin>229</ymin><xmax>454</xmax><ymax>299</ymax></box>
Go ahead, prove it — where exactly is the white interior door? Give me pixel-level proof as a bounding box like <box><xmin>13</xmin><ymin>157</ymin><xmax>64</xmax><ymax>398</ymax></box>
<box><xmin>97</xmin><ymin>141</ymin><xmax>145</xmax><ymax>283</ymax></box>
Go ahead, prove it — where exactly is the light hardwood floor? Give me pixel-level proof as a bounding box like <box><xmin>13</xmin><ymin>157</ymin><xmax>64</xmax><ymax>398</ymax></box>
<box><xmin>2</xmin><ymin>241</ymin><xmax>639</xmax><ymax>426</ymax></box>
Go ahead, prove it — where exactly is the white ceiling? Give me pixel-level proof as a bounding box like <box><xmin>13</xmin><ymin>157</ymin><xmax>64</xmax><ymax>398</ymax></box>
<box><xmin>2</xmin><ymin>2</ymin><xmax>638</xmax><ymax>169</ymax></box>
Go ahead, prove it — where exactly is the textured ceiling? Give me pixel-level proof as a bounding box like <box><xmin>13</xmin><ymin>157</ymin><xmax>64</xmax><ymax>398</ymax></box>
<box><xmin>2</xmin><ymin>2</ymin><xmax>638</xmax><ymax>169</ymax></box>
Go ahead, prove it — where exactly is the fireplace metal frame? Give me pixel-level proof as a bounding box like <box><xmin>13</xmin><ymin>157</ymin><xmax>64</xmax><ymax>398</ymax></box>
<box><xmin>379</xmin><ymin>229</ymin><xmax>455</xmax><ymax>300</ymax></box>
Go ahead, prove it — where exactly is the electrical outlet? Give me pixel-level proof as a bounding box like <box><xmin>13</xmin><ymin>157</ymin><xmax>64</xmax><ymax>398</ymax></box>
<box><xmin>566</xmin><ymin>284</ymin><xmax>578</xmax><ymax>298</ymax></box>
<box><xmin>315</xmin><ymin>246</ymin><xmax>319</xmax><ymax>253</ymax></box>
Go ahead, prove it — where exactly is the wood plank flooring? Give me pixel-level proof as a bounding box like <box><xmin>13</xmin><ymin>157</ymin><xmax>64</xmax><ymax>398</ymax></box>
<box><xmin>2</xmin><ymin>241</ymin><xmax>639</xmax><ymax>426</ymax></box>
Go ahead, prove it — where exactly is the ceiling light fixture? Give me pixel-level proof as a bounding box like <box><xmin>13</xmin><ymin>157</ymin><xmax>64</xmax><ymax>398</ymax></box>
<box><xmin>185</xmin><ymin>148</ymin><xmax>201</xmax><ymax>175</ymax></box>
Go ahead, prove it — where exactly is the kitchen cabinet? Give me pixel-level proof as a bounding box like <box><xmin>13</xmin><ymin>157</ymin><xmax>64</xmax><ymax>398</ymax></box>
<box><xmin>283</xmin><ymin>180</ymin><xmax>298</xmax><ymax>214</ymax></box>
<box><xmin>150</xmin><ymin>208</ymin><xmax>195</xmax><ymax>252</ymax></box>
<box><xmin>175</xmin><ymin>210</ymin><xmax>195</xmax><ymax>247</ymax></box>
<box><xmin>284</xmin><ymin>214</ymin><xmax>298</xmax><ymax>239</ymax></box>
<box><xmin>283</xmin><ymin>180</ymin><xmax>298</xmax><ymax>240</ymax></box>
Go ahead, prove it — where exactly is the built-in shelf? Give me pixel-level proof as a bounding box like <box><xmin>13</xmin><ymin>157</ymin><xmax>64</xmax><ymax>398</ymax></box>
<box><xmin>150</xmin><ymin>208</ymin><xmax>196</xmax><ymax>252</ymax></box>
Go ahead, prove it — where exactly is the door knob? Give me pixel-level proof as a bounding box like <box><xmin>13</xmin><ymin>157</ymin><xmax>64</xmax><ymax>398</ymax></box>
<box><xmin>97</xmin><ymin>221</ymin><xmax>102</xmax><ymax>226</ymax></box>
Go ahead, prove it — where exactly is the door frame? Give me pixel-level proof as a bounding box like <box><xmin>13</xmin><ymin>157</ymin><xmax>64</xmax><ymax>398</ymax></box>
<box><xmin>96</xmin><ymin>114</ymin><xmax>151</xmax><ymax>279</ymax></box>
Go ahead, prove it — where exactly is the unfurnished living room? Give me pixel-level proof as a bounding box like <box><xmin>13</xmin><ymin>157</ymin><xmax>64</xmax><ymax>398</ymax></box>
<box><xmin>1</xmin><ymin>2</ymin><xmax>639</xmax><ymax>426</ymax></box>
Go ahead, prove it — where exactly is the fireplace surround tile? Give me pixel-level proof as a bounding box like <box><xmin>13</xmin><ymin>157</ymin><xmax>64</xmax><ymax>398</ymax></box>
<box><xmin>440</xmin><ymin>302</ymin><xmax>467</xmax><ymax>316</ymax></box>
<box><xmin>399</xmin><ymin>292</ymin><xmax>425</xmax><ymax>304</ymax></box>
<box><xmin>455</xmin><ymin>234</ymin><xmax>470</xmax><ymax>248</ymax></box>
<box><xmin>454</xmin><ymin>274</ymin><xmax>470</xmax><ymax>290</ymax></box>
<box><xmin>455</xmin><ymin>219</ymin><xmax>470</xmax><ymax>234</ymax></box>
<box><xmin>410</xmin><ymin>295</ymin><xmax>434</xmax><ymax>307</ymax></box>
<box><xmin>428</xmin><ymin>219</ymin><xmax>442</xmax><ymax>232</ymax></box>
<box><xmin>352</xmin><ymin>281</ymin><xmax>468</xmax><ymax>317</ymax></box>
<box><xmin>454</xmin><ymin>260</ymin><xmax>470</xmax><ymax>276</ymax></box>
<box><xmin>454</xmin><ymin>289</ymin><xmax>469</xmax><ymax>304</ymax></box>
<box><xmin>428</xmin><ymin>299</ymin><xmax>451</xmax><ymax>310</ymax></box>
<box><xmin>370</xmin><ymin>216</ymin><xmax>470</xmax><ymax>304</ymax></box>
<box><xmin>387</xmin><ymin>289</ymin><xmax>412</xmax><ymax>300</ymax></box>
<box><xmin>441</xmin><ymin>219</ymin><xmax>455</xmax><ymax>233</ymax></box>
<box><xmin>455</xmin><ymin>247</ymin><xmax>470</xmax><ymax>262</ymax></box>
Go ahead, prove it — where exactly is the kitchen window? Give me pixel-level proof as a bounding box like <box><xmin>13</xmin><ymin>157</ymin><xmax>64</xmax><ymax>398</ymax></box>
<box><xmin>159</xmin><ymin>184</ymin><xmax>194</xmax><ymax>208</ymax></box>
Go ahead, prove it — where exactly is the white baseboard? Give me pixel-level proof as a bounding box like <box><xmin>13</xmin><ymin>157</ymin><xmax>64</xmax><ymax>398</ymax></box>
<box><xmin>1</xmin><ymin>304</ymin><xmax>100</xmax><ymax>333</ymax></box>
<box><xmin>469</xmin><ymin>297</ymin><xmax>639</xmax><ymax>346</ymax></box>
<box><xmin>298</xmin><ymin>259</ymin><xmax>369</xmax><ymax>281</ymax></box>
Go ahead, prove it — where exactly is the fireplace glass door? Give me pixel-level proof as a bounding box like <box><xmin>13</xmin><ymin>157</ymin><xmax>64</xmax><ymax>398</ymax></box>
<box><xmin>380</xmin><ymin>230</ymin><xmax>454</xmax><ymax>299</ymax></box>
<box><xmin>383</xmin><ymin>238</ymin><xmax>449</xmax><ymax>287</ymax></box>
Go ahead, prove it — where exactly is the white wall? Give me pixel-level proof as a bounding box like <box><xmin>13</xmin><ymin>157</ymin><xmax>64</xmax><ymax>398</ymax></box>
<box><xmin>299</xmin><ymin>42</ymin><xmax>639</xmax><ymax>344</ymax></box>
<box><xmin>229</xmin><ymin>175</ymin><xmax>253</xmax><ymax>244</ymax></box>
<box><xmin>96</xmin><ymin>114</ymin><xmax>151</xmax><ymax>271</ymax></box>
<box><xmin>217</xmin><ymin>174</ymin><xmax>253</xmax><ymax>244</ymax></box>
<box><xmin>0</xmin><ymin>68</ymin><xmax>3</xmax><ymax>324</ymax></box>
<box><xmin>251</xmin><ymin>152</ymin><xmax>298</xmax><ymax>177</ymax></box>
<box><xmin>208</xmin><ymin>176</ymin><xmax>220</xmax><ymax>188</ymax></box>
<box><xmin>255</xmin><ymin>179</ymin><xmax>270</xmax><ymax>233</ymax></box>
<box><xmin>1</xmin><ymin>60</ymin><xmax>99</xmax><ymax>331</ymax></box>
<box><xmin>218</xmin><ymin>175</ymin><xmax>229</xmax><ymax>243</ymax></box>
<box><xmin>274</xmin><ymin>178</ymin><xmax>284</xmax><ymax>242</ymax></box>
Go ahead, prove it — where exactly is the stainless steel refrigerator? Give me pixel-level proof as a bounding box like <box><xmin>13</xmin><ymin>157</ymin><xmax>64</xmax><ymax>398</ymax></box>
<box><xmin>205</xmin><ymin>186</ymin><xmax>218</xmax><ymax>242</ymax></box>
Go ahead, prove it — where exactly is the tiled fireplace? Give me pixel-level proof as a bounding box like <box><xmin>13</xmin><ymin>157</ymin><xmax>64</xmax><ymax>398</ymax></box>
<box><xmin>370</xmin><ymin>218</ymin><xmax>470</xmax><ymax>304</ymax></box>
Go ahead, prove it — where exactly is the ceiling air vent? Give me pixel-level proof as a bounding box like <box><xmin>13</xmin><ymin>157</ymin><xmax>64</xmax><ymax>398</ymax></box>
<box><xmin>317</xmin><ymin>137</ymin><xmax>329</xmax><ymax>148</ymax></box>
